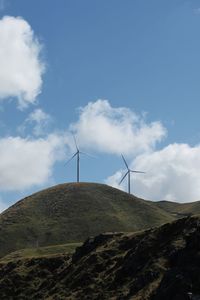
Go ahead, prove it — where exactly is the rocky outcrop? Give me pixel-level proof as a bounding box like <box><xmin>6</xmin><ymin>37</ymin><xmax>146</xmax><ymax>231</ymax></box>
<box><xmin>1</xmin><ymin>216</ymin><xmax>200</xmax><ymax>299</ymax></box>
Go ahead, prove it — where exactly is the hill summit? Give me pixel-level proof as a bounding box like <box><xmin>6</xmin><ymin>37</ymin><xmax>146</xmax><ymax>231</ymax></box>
<box><xmin>0</xmin><ymin>182</ymin><xmax>174</xmax><ymax>258</ymax></box>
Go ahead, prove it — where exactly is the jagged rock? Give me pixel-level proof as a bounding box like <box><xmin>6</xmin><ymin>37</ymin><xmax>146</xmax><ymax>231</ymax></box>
<box><xmin>1</xmin><ymin>216</ymin><xmax>200</xmax><ymax>299</ymax></box>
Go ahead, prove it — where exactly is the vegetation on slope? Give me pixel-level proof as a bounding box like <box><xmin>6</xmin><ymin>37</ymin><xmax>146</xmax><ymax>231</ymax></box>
<box><xmin>154</xmin><ymin>200</ymin><xmax>200</xmax><ymax>218</ymax></box>
<box><xmin>1</xmin><ymin>216</ymin><xmax>200</xmax><ymax>299</ymax></box>
<box><xmin>0</xmin><ymin>242</ymin><xmax>81</xmax><ymax>263</ymax></box>
<box><xmin>0</xmin><ymin>183</ymin><xmax>174</xmax><ymax>258</ymax></box>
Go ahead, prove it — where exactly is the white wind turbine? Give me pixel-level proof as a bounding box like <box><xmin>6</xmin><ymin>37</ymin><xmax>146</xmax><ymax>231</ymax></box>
<box><xmin>119</xmin><ymin>154</ymin><xmax>145</xmax><ymax>194</ymax></box>
<box><xmin>66</xmin><ymin>135</ymin><xmax>93</xmax><ymax>182</ymax></box>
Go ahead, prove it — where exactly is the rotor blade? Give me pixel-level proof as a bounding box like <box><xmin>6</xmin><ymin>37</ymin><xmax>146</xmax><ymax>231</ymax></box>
<box><xmin>121</xmin><ymin>154</ymin><xmax>129</xmax><ymax>170</ymax></box>
<box><xmin>119</xmin><ymin>171</ymin><xmax>129</xmax><ymax>185</ymax></box>
<box><xmin>64</xmin><ymin>151</ymin><xmax>78</xmax><ymax>165</ymax></box>
<box><xmin>79</xmin><ymin>151</ymin><xmax>97</xmax><ymax>159</ymax></box>
<box><xmin>72</xmin><ymin>134</ymin><xmax>79</xmax><ymax>151</ymax></box>
<box><xmin>130</xmin><ymin>170</ymin><xmax>145</xmax><ymax>174</ymax></box>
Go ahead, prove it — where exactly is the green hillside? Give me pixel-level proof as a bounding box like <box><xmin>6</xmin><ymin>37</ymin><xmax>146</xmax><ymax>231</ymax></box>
<box><xmin>0</xmin><ymin>242</ymin><xmax>81</xmax><ymax>263</ymax></box>
<box><xmin>0</xmin><ymin>182</ymin><xmax>174</xmax><ymax>258</ymax></box>
<box><xmin>154</xmin><ymin>200</ymin><xmax>200</xmax><ymax>217</ymax></box>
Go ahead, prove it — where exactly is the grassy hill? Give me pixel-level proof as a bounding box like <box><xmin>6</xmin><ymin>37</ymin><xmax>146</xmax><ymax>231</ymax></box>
<box><xmin>0</xmin><ymin>242</ymin><xmax>81</xmax><ymax>263</ymax></box>
<box><xmin>0</xmin><ymin>182</ymin><xmax>174</xmax><ymax>258</ymax></box>
<box><xmin>154</xmin><ymin>200</ymin><xmax>200</xmax><ymax>217</ymax></box>
<box><xmin>0</xmin><ymin>215</ymin><xmax>200</xmax><ymax>299</ymax></box>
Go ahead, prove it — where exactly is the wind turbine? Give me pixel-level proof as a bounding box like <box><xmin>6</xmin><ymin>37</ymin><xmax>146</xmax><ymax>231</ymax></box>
<box><xmin>66</xmin><ymin>135</ymin><xmax>92</xmax><ymax>183</ymax></box>
<box><xmin>119</xmin><ymin>155</ymin><xmax>145</xmax><ymax>194</ymax></box>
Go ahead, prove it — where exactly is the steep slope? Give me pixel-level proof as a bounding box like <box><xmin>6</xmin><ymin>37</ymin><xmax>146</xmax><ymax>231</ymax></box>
<box><xmin>1</xmin><ymin>216</ymin><xmax>200</xmax><ymax>299</ymax></box>
<box><xmin>0</xmin><ymin>182</ymin><xmax>174</xmax><ymax>258</ymax></box>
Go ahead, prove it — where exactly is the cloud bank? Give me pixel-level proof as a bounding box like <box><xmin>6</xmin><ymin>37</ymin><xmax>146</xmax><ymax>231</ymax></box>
<box><xmin>70</xmin><ymin>99</ymin><xmax>200</xmax><ymax>202</ymax></box>
<box><xmin>0</xmin><ymin>16</ymin><xmax>44</xmax><ymax>108</ymax></box>
<box><xmin>0</xmin><ymin>134</ymin><xmax>67</xmax><ymax>191</ymax></box>
<box><xmin>71</xmin><ymin>100</ymin><xmax>166</xmax><ymax>156</ymax></box>
<box><xmin>0</xmin><ymin>98</ymin><xmax>200</xmax><ymax>203</ymax></box>
<box><xmin>106</xmin><ymin>143</ymin><xmax>200</xmax><ymax>202</ymax></box>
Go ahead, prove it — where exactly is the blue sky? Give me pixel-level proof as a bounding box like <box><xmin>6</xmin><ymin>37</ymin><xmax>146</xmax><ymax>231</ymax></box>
<box><xmin>1</xmin><ymin>0</ymin><xmax>200</xmax><ymax>209</ymax></box>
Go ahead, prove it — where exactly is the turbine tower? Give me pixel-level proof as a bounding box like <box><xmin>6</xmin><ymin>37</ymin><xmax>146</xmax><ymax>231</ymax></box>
<box><xmin>66</xmin><ymin>135</ymin><xmax>92</xmax><ymax>183</ymax></box>
<box><xmin>119</xmin><ymin>155</ymin><xmax>145</xmax><ymax>194</ymax></box>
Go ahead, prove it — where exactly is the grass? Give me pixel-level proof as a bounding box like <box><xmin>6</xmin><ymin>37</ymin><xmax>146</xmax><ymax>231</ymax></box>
<box><xmin>0</xmin><ymin>182</ymin><xmax>198</xmax><ymax>259</ymax></box>
<box><xmin>0</xmin><ymin>242</ymin><xmax>82</xmax><ymax>263</ymax></box>
<box><xmin>0</xmin><ymin>182</ymin><xmax>176</xmax><ymax>258</ymax></box>
<box><xmin>154</xmin><ymin>200</ymin><xmax>200</xmax><ymax>217</ymax></box>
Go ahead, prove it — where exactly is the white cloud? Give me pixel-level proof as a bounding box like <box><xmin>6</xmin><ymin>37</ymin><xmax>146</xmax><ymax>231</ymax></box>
<box><xmin>18</xmin><ymin>108</ymin><xmax>52</xmax><ymax>136</ymax></box>
<box><xmin>106</xmin><ymin>171</ymin><xmax>125</xmax><ymax>191</ymax></box>
<box><xmin>0</xmin><ymin>134</ymin><xmax>67</xmax><ymax>191</ymax></box>
<box><xmin>106</xmin><ymin>143</ymin><xmax>200</xmax><ymax>202</ymax></box>
<box><xmin>0</xmin><ymin>16</ymin><xmax>45</xmax><ymax>108</ymax></box>
<box><xmin>1</xmin><ymin>98</ymin><xmax>200</xmax><ymax>204</ymax></box>
<box><xmin>73</xmin><ymin>100</ymin><xmax>200</xmax><ymax>203</ymax></box>
<box><xmin>71</xmin><ymin>100</ymin><xmax>166</xmax><ymax>156</ymax></box>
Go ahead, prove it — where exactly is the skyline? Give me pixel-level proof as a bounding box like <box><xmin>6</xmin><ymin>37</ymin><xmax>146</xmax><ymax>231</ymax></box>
<box><xmin>1</xmin><ymin>1</ymin><xmax>200</xmax><ymax>210</ymax></box>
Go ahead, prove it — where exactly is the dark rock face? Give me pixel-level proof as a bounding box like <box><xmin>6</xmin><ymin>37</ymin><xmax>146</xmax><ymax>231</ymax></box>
<box><xmin>72</xmin><ymin>232</ymin><xmax>122</xmax><ymax>263</ymax></box>
<box><xmin>152</xmin><ymin>223</ymin><xmax>200</xmax><ymax>300</ymax></box>
<box><xmin>1</xmin><ymin>216</ymin><xmax>200</xmax><ymax>299</ymax></box>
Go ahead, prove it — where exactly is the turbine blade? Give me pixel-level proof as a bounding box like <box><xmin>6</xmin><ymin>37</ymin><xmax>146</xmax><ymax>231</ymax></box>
<box><xmin>130</xmin><ymin>170</ymin><xmax>145</xmax><ymax>174</ymax></box>
<box><xmin>64</xmin><ymin>151</ymin><xmax>78</xmax><ymax>165</ymax></box>
<box><xmin>79</xmin><ymin>151</ymin><xmax>97</xmax><ymax>159</ymax></box>
<box><xmin>119</xmin><ymin>171</ymin><xmax>129</xmax><ymax>185</ymax></box>
<box><xmin>72</xmin><ymin>134</ymin><xmax>79</xmax><ymax>151</ymax></box>
<box><xmin>121</xmin><ymin>154</ymin><xmax>129</xmax><ymax>170</ymax></box>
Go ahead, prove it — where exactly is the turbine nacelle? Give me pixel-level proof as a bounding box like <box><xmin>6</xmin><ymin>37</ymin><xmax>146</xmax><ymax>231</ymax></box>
<box><xmin>119</xmin><ymin>154</ymin><xmax>145</xmax><ymax>194</ymax></box>
<box><xmin>65</xmin><ymin>135</ymin><xmax>94</xmax><ymax>183</ymax></box>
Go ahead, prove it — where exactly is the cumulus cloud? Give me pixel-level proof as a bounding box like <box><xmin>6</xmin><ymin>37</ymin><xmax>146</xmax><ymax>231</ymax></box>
<box><xmin>1</xmin><ymin>98</ymin><xmax>200</xmax><ymax>204</ymax></box>
<box><xmin>73</xmin><ymin>100</ymin><xmax>200</xmax><ymax>203</ymax></box>
<box><xmin>0</xmin><ymin>134</ymin><xmax>67</xmax><ymax>191</ymax></box>
<box><xmin>18</xmin><ymin>108</ymin><xmax>52</xmax><ymax>136</ymax></box>
<box><xmin>106</xmin><ymin>143</ymin><xmax>200</xmax><ymax>202</ymax></box>
<box><xmin>0</xmin><ymin>16</ymin><xmax>44</xmax><ymax>108</ymax></box>
<box><xmin>71</xmin><ymin>100</ymin><xmax>166</xmax><ymax>156</ymax></box>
